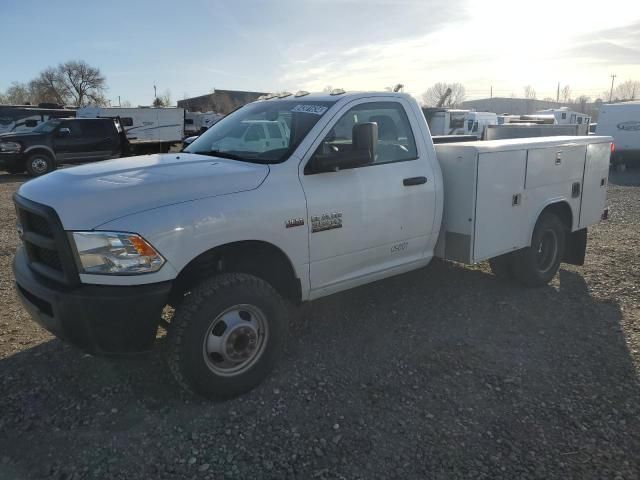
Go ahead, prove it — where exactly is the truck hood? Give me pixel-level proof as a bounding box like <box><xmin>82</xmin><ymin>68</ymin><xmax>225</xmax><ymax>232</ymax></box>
<box><xmin>0</xmin><ymin>131</ymin><xmax>44</xmax><ymax>141</ymax></box>
<box><xmin>17</xmin><ymin>153</ymin><xmax>269</xmax><ymax>229</ymax></box>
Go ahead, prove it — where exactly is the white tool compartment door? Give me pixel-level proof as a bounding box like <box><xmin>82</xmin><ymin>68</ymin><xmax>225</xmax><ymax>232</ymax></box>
<box><xmin>579</xmin><ymin>142</ymin><xmax>609</xmax><ymax>228</ymax></box>
<box><xmin>474</xmin><ymin>150</ymin><xmax>527</xmax><ymax>261</ymax></box>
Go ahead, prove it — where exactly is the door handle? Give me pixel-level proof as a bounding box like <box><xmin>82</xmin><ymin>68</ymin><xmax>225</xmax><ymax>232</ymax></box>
<box><xmin>403</xmin><ymin>176</ymin><xmax>427</xmax><ymax>186</ymax></box>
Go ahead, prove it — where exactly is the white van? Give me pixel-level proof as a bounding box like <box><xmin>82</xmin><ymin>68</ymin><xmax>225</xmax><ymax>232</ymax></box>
<box><xmin>596</xmin><ymin>101</ymin><xmax>640</xmax><ymax>169</ymax></box>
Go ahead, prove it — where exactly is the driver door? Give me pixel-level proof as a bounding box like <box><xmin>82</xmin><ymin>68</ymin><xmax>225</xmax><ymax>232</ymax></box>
<box><xmin>300</xmin><ymin>98</ymin><xmax>436</xmax><ymax>298</ymax></box>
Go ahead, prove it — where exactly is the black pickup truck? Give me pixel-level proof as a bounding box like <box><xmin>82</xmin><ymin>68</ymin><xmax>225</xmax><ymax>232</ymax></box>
<box><xmin>0</xmin><ymin>117</ymin><xmax>128</xmax><ymax>176</ymax></box>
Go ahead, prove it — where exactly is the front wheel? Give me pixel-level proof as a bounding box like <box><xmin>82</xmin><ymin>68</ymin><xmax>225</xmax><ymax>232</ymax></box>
<box><xmin>167</xmin><ymin>273</ymin><xmax>288</xmax><ymax>399</ymax></box>
<box><xmin>26</xmin><ymin>152</ymin><xmax>55</xmax><ymax>177</ymax></box>
<box><xmin>511</xmin><ymin>213</ymin><xmax>566</xmax><ymax>287</ymax></box>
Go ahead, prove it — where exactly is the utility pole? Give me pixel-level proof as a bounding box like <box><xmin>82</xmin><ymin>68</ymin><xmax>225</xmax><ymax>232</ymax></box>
<box><xmin>490</xmin><ymin>86</ymin><xmax>493</xmax><ymax>99</ymax></box>
<box><xmin>153</xmin><ymin>84</ymin><xmax>157</xmax><ymax>99</ymax></box>
<box><xmin>556</xmin><ymin>82</ymin><xmax>560</xmax><ymax>103</ymax></box>
<box><xmin>609</xmin><ymin>74</ymin><xmax>617</xmax><ymax>102</ymax></box>
<box><xmin>118</xmin><ymin>95</ymin><xmax>121</xmax><ymax>107</ymax></box>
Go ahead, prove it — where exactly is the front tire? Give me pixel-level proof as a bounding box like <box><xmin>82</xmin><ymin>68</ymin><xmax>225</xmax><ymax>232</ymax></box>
<box><xmin>511</xmin><ymin>213</ymin><xmax>566</xmax><ymax>287</ymax></box>
<box><xmin>167</xmin><ymin>273</ymin><xmax>288</xmax><ymax>399</ymax></box>
<box><xmin>26</xmin><ymin>152</ymin><xmax>55</xmax><ymax>177</ymax></box>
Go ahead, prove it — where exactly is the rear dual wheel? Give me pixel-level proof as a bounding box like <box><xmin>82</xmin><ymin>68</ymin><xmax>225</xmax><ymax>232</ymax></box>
<box><xmin>490</xmin><ymin>213</ymin><xmax>566</xmax><ymax>287</ymax></box>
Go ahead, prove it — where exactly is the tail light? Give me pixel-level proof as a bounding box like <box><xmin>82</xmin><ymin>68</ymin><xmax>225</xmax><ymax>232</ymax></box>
<box><xmin>611</xmin><ymin>142</ymin><xmax>615</xmax><ymax>154</ymax></box>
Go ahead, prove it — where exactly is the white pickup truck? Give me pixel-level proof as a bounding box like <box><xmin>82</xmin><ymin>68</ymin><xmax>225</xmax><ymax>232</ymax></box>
<box><xmin>12</xmin><ymin>92</ymin><xmax>611</xmax><ymax>399</ymax></box>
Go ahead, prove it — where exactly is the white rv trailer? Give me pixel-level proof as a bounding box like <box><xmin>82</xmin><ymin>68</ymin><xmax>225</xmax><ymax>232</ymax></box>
<box><xmin>423</xmin><ymin>108</ymin><xmax>496</xmax><ymax>137</ymax></box>
<box><xmin>464</xmin><ymin>111</ymin><xmax>498</xmax><ymax>138</ymax></box>
<box><xmin>0</xmin><ymin>105</ymin><xmax>76</xmax><ymax>135</ymax></box>
<box><xmin>77</xmin><ymin>106</ymin><xmax>185</xmax><ymax>153</ymax></box>
<box><xmin>537</xmin><ymin>107</ymin><xmax>591</xmax><ymax>128</ymax></box>
<box><xmin>596</xmin><ymin>101</ymin><xmax>640</xmax><ymax>169</ymax></box>
<box><xmin>184</xmin><ymin>111</ymin><xmax>201</xmax><ymax>136</ymax></box>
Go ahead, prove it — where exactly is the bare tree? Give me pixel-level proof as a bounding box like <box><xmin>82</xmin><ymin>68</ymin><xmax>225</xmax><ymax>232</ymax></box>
<box><xmin>29</xmin><ymin>67</ymin><xmax>66</xmax><ymax>105</ymax></box>
<box><xmin>56</xmin><ymin>60</ymin><xmax>106</xmax><ymax>106</ymax></box>
<box><xmin>4</xmin><ymin>82</ymin><xmax>32</xmax><ymax>104</ymax></box>
<box><xmin>121</xmin><ymin>100</ymin><xmax>133</xmax><ymax>107</ymax></box>
<box><xmin>26</xmin><ymin>61</ymin><xmax>107</xmax><ymax>106</ymax></box>
<box><xmin>576</xmin><ymin>95</ymin><xmax>591</xmax><ymax>113</ymax></box>
<box><xmin>422</xmin><ymin>82</ymin><xmax>466</xmax><ymax>107</ymax></box>
<box><xmin>560</xmin><ymin>85</ymin><xmax>572</xmax><ymax>103</ymax></box>
<box><xmin>153</xmin><ymin>90</ymin><xmax>172</xmax><ymax>107</ymax></box>
<box><xmin>523</xmin><ymin>85</ymin><xmax>537</xmax><ymax>99</ymax></box>
<box><xmin>608</xmin><ymin>80</ymin><xmax>640</xmax><ymax>101</ymax></box>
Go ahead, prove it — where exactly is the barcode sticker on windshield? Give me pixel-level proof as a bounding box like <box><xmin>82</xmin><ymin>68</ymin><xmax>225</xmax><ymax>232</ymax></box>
<box><xmin>291</xmin><ymin>104</ymin><xmax>328</xmax><ymax>115</ymax></box>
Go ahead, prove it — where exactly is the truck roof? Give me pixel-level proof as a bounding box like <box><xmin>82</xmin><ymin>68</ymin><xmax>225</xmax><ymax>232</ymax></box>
<box><xmin>257</xmin><ymin>91</ymin><xmax>415</xmax><ymax>103</ymax></box>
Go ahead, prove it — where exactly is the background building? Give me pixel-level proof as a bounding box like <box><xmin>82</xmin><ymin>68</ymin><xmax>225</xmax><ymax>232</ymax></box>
<box><xmin>177</xmin><ymin>89</ymin><xmax>267</xmax><ymax>114</ymax></box>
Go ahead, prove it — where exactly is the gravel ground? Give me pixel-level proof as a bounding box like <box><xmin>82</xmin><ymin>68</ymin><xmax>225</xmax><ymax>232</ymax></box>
<box><xmin>0</xmin><ymin>170</ymin><xmax>639</xmax><ymax>480</ymax></box>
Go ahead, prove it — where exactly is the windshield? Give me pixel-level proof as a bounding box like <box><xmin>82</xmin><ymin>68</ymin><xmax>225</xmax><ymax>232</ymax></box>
<box><xmin>184</xmin><ymin>99</ymin><xmax>336</xmax><ymax>163</ymax></box>
<box><xmin>32</xmin><ymin>119</ymin><xmax>61</xmax><ymax>133</ymax></box>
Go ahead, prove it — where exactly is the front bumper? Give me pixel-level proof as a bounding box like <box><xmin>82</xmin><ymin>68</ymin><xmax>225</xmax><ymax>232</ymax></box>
<box><xmin>0</xmin><ymin>153</ymin><xmax>24</xmax><ymax>170</ymax></box>
<box><xmin>13</xmin><ymin>247</ymin><xmax>172</xmax><ymax>355</ymax></box>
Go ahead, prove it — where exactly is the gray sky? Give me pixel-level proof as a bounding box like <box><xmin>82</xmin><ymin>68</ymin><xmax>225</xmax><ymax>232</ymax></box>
<box><xmin>2</xmin><ymin>0</ymin><xmax>639</xmax><ymax>105</ymax></box>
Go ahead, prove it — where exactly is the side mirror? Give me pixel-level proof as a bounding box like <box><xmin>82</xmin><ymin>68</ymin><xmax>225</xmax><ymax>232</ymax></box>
<box><xmin>310</xmin><ymin>122</ymin><xmax>377</xmax><ymax>173</ymax></box>
<box><xmin>57</xmin><ymin>127</ymin><xmax>71</xmax><ymax>137</ymax></box>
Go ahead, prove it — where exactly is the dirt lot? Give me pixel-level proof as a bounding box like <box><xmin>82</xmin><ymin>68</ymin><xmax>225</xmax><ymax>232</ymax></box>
<box><xmin>0</xmin><ymin>171</ymin><xmax>639</xmax><ymax>480</ymax></box>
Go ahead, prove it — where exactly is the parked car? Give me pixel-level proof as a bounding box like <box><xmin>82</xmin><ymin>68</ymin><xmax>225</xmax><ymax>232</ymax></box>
<box><xmin>0</xmin><ymin>117</ymin><xmax>127</xmax><ymax>176</ymax></box>
<box><xmin>13</xmin><ymin>92</ymin><xmax>611</xmax><ymax>399</ymax></box>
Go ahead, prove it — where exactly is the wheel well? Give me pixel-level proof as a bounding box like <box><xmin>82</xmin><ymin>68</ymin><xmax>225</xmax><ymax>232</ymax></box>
<box><xmin>25</xmin><ymin>148</ymin><xmax>54</xmax><ymax>160</ymax></box>
<box><xmin>540</xmin><ymin>201</ymin><xmax>573</xmax><ymax>231</ymax></box>
<box><xmin>169</xmin><ymin>241</ymin><xmax>301</xmax><ymax>305</ymax></box>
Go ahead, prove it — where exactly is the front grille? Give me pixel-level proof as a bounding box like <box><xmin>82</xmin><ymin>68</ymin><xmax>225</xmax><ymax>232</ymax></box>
<box><xmin>25</xmin><ymin>211</ymin><xmax>52</xmax><ymax>237</ymax></box>
<box><xmin>32</xmin><ymin>245</ymin><xmax>63</xmax><ymax>271</ymax></box>
<box><xmin>14</xmin><ymin>194</ymin><xmax>79</xmax><ymax>286</ymax></box>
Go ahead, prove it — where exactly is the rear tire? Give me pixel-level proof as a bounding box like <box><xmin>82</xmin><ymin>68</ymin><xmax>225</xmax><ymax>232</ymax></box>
<box><xmin>167</xmin><ymin>273</ymin><xmax>288</xmax><ymax>399</ymax></box>
<box><xmin>26</xmin><ymin>152</ymin><xmax>55</xmax><ymax>177</ymax></box>
<box><xmin>511</xmin><ymin>213</ymin><xmax>566</xmax><ymax>287</ymax></box>
<box><xmin>489</xmin><ymin>253</ymin><xmax>515</xmax><ymax>280</ymax></box>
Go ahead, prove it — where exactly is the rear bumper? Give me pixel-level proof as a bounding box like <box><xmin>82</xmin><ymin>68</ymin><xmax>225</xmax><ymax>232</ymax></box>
<box><xmin>13</xmin><ymin>247</ymin><xmax>171</xmax><ymax>355</ymax></box>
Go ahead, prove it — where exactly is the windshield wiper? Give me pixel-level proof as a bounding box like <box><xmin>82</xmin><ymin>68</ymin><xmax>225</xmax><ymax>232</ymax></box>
<box><xmin>190</xmin><ymin>150</ymin><xmax>245</xmax><ymax>160</ymax></box>
<box><xmin>190</xmin><ymin>150</ymin><xmax>270</xmax><ymax>164</ymax></box>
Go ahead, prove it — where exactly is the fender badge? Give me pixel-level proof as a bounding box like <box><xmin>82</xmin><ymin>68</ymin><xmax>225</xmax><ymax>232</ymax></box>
<box><xmin>285</xmin><ymin>218</ymin><xmax>305</xmax><ymax>228</ymax></box>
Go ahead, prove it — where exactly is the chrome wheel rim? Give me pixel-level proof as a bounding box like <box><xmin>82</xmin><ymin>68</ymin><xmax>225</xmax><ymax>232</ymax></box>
<box><xmin>202</xmin><ymin>304</ymin><xmax>268</xmax><ymax>376</ymax></box>
<box><xmin>536</xmin><ymin>229</ymin><xmax>558</xmax><ymax>273</ymax></box>
<box><xmin>30</xmin><ymin>157</ymin><xmax>48</xmax><ymax>174</ymax></box>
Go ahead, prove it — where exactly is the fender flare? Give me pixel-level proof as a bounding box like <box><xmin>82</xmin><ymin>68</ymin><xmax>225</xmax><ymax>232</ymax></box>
<box><xmin>23</xmin><ymin>145</ymin><xmax>55</xmax><ymax>158</ymax></box>
<box><xmin>527</xmin><ymin>198</ymin><xmax>574</xmax><ymax>244</ymax></box>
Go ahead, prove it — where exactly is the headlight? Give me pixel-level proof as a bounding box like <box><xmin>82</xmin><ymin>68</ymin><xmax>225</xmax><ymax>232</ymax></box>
<box><xmin>0</xmin><ymin>141</ymin><xmax>21</xmax><ymax>153</ymax></box>
<box><xmin>71</xmin><ymin>231</ymin><xmax>165</xmax><ymax>275</ymax></box>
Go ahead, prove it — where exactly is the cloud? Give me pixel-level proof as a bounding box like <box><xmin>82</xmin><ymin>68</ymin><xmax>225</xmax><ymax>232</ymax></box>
<box><xmin>563</xmin><ymin>21</ymin><xmax>640</xmax><ymax>65</ymax></box>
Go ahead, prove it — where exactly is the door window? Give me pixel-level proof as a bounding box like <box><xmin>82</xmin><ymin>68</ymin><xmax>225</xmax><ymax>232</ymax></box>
<box><xmin>312</xmin><ymin>101</ymin><xmax>418</xmax><ymax>166</ymax></box>
<box><xmin>82</xmin><ymin>121</ymin><xmax>107</xmax><ymax>138</ymax></box>
<box><xmin>61</xmin><ymin>121</ymin><xmax>83</xmax><ymax>136</ymax></box>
